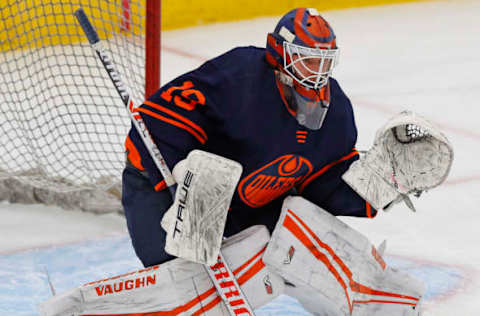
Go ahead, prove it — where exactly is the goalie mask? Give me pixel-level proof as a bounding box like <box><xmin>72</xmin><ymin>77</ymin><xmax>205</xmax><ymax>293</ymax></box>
<box><xmin>266</xmin><ymin>8</ymin><xmax>339</xmax><ymax>130</ymax></box>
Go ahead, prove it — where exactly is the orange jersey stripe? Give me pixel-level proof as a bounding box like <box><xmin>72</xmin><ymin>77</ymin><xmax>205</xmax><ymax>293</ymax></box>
<box><xmin>125</xmin><ymin>136</ymin><xmax>145</xmax><ymax>171</ymax></box>
<box><xmin>134</xmin><ymin>108</ymin><xmax>207</xmax><ymax>144</ymax></box>
<box><xmin>144</xmin><ymin>100</ymin><xmax>207</xmax><ymax>141</ymax></box>
<box><xmin>298</xmin><ymin>150</ymin><xmax>359</xmax><ymax>193</ymax></box>
<box><xmin>154</xmin><ymin>180</ymin><xmax>166</xmax><ymax>192</ymax></box>
<box><xmin>366</xmin><ymin>202</ymin><xmax>377</xmax><ymax>218</ymax></box>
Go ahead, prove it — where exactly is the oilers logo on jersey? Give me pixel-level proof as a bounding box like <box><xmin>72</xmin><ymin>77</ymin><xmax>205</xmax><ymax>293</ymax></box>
<box><xmin>238</xmin><ymin>155</ymin><xmax>313</xmax><ymax>208</ymax></box>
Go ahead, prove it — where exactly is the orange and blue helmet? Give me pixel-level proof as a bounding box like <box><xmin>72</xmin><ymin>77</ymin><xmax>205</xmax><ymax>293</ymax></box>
<box><xmin>266</xmin><ymin>8</ymin><xmax>339</xmax><ymax>89</ymax></box>
<box><xmin>266</xmin><ymin>8</ymin><xmax>340</xmax><ymax>130</ymax></box>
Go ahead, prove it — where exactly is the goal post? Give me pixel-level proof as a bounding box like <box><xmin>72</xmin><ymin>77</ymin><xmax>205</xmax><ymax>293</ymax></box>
<box><xmin>145</xmin><ymin>0</ymin><xmax>161</xmax><ymax>99</ymax></box>
<box><xmin>0</xmin><ymin>0</ymin><xmax>160</xmax><ymax>213</ymax></box>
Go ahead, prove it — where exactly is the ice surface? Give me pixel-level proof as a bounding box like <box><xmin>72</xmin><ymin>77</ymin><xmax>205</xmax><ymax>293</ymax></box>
<box><xmin>0</xmin><ymin>235</ymin><xmax>467</xmax><ymax>315</ymax></box>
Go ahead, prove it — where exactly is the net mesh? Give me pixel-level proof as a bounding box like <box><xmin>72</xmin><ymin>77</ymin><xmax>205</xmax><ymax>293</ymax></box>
<box><xmin>0</xmin><ymin>0</ymin><xmax>148</xmax><ymax>213</ymax></box>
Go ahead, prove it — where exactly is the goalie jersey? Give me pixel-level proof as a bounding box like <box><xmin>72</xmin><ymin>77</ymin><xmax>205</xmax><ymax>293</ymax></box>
<box><xmin>125</xmin><ymin>46</ymin><xmax>376</xmax><ymax>234</ymax></box>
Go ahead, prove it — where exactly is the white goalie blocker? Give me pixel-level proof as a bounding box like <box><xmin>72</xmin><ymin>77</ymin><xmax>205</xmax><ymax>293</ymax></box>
<box><xmin>263</xmin><ymin>196</ymin><xmax>425</xmax><ymax>316</ymax></box>
<box><xmin>342</xmin><ymin>110</ymin><xmax>453</xmax><ymax>211</ymax></box>
<box><xmin>161</xmin><ymin>150</ymin><xmax>243</xmax><ymax>265</ymax></box>
<box><xmin>39</xmin><ymin>225</ymin><xmax>284</xmax><ymax>316</ymax></box>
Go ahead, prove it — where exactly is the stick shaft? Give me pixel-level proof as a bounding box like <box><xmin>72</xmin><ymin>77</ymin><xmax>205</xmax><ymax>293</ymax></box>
<box><xmin>74</xmin><ymin>8</ymin><xmax>176</xmax><ymax>195</ymax></box>
<box><xmin>74</xmin><ymin>9</ymin><xmax>255</xmax><ymax>315</ymax></box>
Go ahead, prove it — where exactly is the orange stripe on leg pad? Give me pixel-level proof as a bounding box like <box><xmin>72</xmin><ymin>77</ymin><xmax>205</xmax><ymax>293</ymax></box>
<box><xmin>83</xmin><ymin>244</ymin><xmax>267</xmax><ymax>315</ymax></box>
<box><xmin>283</xmin><ymin>208</ymin><xmax>420</xmax><ymax>312</ymax></box>
<box><xmin>283</xmin><ymin>214</ymin><xmax>353</xmax><ymax>313</ymax></box>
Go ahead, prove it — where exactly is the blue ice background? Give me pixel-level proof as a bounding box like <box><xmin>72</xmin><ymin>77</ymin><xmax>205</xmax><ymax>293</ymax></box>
<box><xmin>0</xmin><ymin>235</ymin><xmax>465</xmax><ymax>315</ymax></box>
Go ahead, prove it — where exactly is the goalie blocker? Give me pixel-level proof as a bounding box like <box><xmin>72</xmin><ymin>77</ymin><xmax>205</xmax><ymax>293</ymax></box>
<box><xmin>39</xmin><ymin>225</ymin><xmax>284</xmax><ymax>316</ymax></box>
<box><xmin>161</xmin><ymin>150</ymin><xmax>243</xmax><ymax>265</ymax></box>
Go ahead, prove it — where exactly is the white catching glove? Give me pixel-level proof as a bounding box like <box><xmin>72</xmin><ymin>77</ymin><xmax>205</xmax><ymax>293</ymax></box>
<box><xmin>342</xmin><ymin>110</ymin><xmax>453</xmax><ymax>211</ymax></box>
<box><xmin>161</xmin><ymin>150</ymin><xmax>243</xmax><ymax>265</ymax></box>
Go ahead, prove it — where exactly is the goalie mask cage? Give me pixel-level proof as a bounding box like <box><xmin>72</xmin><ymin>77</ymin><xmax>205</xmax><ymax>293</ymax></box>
<box><xmin>0</xmin><ymin>0</ymin><xmax>160</xmax><ymax>213</ymax></box>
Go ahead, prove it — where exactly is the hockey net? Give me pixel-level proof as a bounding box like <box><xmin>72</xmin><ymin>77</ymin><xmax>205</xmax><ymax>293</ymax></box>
<box><xmin>0</xmin><ymin>0</ymin><xmax>160</xmax><ymax>213</ymax></box>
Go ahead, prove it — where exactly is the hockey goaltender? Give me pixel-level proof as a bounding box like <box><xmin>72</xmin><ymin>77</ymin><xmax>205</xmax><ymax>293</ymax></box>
<box><xmin>40</xmin><ymin>8</ymin><xmax>453</xmax><ymax>316</ymax></box>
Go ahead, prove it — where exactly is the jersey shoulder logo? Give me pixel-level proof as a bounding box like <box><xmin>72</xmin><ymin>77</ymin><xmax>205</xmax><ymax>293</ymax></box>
<box><xmin>238</xmin><ymin>154</ymin><xmax>313</xmax><ymax>208</ymax></box>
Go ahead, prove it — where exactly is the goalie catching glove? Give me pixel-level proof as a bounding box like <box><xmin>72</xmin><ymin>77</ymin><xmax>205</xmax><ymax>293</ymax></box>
<box><xmin>161</xmin><ymin>150</ymin><xmax>243</xmax><ymax>265</ymax></box>
<box><xmin>342</xmin><ymin>110</ymin><xmax>453</xmax><ymax>211</ymax></box>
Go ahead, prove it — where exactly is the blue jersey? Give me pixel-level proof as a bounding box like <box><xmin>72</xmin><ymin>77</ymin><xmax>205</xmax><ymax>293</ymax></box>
<box><xmin>126</xmin><ymin>46</ymin><xmax>375</xmax><ymax>233</ymax></box>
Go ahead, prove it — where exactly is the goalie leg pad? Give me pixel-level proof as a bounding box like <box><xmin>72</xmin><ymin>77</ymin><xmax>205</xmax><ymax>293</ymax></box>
<box><xmin>263</xmin><ymin>196</ymin><xmax>425</xmax><ymax>316</ymax></box>
<box><xmin>40</xmin><ymin>225</ymin><xmax>284</xmax><ymax>316</ymax></box>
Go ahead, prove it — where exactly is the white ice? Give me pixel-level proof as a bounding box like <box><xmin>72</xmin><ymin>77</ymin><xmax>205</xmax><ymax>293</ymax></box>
<box><xmin>1</xmin><ymin>0</ymin><xmax>479</xmax><ymax>315</ymax></box>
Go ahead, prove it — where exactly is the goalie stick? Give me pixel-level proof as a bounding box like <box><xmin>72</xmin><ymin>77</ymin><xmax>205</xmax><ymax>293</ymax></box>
<box><xmin>74</xmin><ymin>9</ymin><xmax>255</xmax><ymax>316</ymax></box>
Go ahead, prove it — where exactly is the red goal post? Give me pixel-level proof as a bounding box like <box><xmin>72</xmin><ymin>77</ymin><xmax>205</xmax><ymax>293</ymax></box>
<box><xmin>0</xmin><ymin>0</ymin><xmax>161</xmax><ymax>212</ymax></box>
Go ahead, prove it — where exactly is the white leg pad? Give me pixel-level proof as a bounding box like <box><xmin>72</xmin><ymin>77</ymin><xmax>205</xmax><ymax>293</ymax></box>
<box><xmin>263</xmin><ymin>196</ymin><xmax>425</xmax><ymax>316</ymax></box>
<box><xmin>40</xmin><ymin>225</ymin><xmax>284</xmax><ymax>316</ymax></box>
